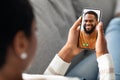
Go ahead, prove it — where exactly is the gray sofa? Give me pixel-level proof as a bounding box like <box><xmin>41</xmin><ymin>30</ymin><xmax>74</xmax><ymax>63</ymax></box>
<box><xmin>26</xmin><ymin>0</ymin><xmax>116</xmax><ymax>74</ymax></box>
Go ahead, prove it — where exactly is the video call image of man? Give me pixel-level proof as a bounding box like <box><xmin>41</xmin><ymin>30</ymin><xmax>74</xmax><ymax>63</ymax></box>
<box><xmin>79</xmin><ymin>11</ymin><xmax>99</xmax><ymax>49</ymax></box>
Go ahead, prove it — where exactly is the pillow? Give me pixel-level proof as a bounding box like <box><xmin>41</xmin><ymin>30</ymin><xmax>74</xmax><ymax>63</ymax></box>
<box><xmin>26</xmin><ymin>0</ymin><xmax>76</xmax><ymax>74</ymax></box>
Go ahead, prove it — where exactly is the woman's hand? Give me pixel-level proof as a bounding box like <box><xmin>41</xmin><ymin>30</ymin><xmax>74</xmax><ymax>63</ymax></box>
<box><xmin>58</xmin><ymin>17</ymin><xmax>82</xmax><ymax>63</ymax></box>
<box><xmin>95</xmin><ymin>22</ymin><xmax>108</xmax><ymax>58</ymax></box>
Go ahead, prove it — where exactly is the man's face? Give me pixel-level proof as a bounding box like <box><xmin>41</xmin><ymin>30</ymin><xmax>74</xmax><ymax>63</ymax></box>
<box><xmin>83</xmin><ymin>14</ymin><xmax>98</xmax><ymax>34</ymax></box>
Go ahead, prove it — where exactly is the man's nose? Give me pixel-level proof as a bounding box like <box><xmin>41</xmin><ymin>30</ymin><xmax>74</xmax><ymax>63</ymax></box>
<box><xmin>86</xmin><ymin>21</ymin><xmax>91</xmax><ymax>25</ymax></box>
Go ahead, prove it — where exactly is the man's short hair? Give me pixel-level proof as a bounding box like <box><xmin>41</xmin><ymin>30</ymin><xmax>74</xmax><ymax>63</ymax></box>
<box><xmin>84</xmin><ymin>11</ymin><xmax>98</xmax><ymax>20</ymax></box>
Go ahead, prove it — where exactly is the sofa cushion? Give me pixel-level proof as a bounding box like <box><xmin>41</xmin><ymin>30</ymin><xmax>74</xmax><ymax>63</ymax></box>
<box><xmin>72</xmin><ymin>0</ymin><xmax>116</xmax><ymax>28</ymax></box>
<box><xmin>26</xmin><ymin>0</ymin><xmax>76</xmax><ymax>74</ymax></box>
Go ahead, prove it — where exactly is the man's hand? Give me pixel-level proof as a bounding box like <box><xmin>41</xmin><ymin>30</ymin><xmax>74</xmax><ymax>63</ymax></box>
<box><xmin>58</xmin><ymin>17</ymin><xmax>82</xmax><ymax>63</ymax></box>
<box><xmin>95</xmin><ymin>22</ymin><xmax>108</xmax><ymax>58</ymax></box>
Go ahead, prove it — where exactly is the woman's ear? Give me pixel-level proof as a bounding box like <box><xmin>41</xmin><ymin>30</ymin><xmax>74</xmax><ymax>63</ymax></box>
<box><xmin>13</xmin><ymin>31</ymin><xmax>29</xmax><ymax>58</ymax></box>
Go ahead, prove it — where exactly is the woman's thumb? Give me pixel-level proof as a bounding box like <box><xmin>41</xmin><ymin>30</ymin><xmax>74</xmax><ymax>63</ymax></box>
<box><xmin>97</xmin><ymin>22</ymin><xmax>104</xmax><ymax>37</ymax></box>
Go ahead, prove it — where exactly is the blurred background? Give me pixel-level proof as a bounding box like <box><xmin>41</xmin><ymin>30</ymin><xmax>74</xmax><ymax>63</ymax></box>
<box><xmin>26</xmin><ymin>0</ymin><xmax>116</xmax><ymax>74</ymax></box>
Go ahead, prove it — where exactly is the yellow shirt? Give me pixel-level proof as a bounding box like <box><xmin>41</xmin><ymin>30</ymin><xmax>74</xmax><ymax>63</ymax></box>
<box><xmin>79</xmin><ymin>30</ymin><xmax>97</xmax><ymax>49</ymax></box>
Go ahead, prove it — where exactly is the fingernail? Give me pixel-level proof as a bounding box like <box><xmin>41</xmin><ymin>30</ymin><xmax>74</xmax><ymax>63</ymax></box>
<box><xmin>78</xmin><ymin>16</ymin><xmax>82</xmax><ymax>19</ymax></box>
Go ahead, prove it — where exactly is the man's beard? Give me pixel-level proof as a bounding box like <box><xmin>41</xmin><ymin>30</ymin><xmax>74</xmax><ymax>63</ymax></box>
<box><xmin>83</xmin><ymin>24</ymin><xmax>96</xmax><ymax>34</ymax></box>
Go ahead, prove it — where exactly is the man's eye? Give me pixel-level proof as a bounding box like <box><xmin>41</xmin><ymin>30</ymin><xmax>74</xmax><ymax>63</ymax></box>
<box><xmin>84</xmin><ymin>20</ymin><xmax>87</xmax><ymax>22</ymax></box>
<box><xmin>89</xmin><ymin>20</ymin><xmax>93</xmax><ymax>22</ymax></box>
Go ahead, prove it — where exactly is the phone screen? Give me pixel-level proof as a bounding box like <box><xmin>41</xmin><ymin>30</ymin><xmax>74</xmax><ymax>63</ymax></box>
<box><xmin>78</xmin><ymin>9</ymin><xmax>101</xmax><ymax>49</ymax></box>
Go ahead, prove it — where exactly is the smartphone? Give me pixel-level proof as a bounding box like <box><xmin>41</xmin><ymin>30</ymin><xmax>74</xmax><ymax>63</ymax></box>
<box><xmin>78</xmin><ymin>8</ymin><xmax>101</xmax><ymax>49</ymax></box>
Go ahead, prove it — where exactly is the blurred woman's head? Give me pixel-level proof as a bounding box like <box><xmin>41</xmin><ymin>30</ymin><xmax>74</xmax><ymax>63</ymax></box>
<box><xmin>0</xmin><ymin>0</ymin><xmax>37</xmax><ymax>72</ymax></box>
